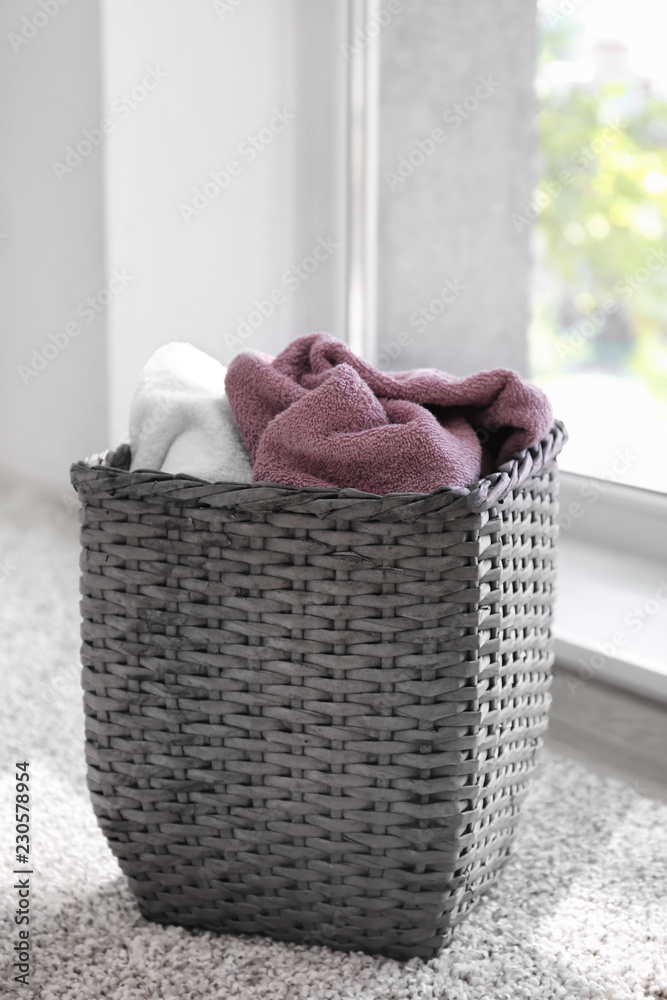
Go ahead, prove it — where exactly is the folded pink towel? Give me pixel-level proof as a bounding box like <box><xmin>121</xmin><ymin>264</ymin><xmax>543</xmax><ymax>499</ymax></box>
<box><xmin>225</xmin><ymin>333</ymin><xmax>553</xmax><ymax>494</ymax></box>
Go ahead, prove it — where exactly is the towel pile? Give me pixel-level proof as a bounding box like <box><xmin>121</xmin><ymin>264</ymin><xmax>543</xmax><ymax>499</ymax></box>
<box><xmin>129</xmin><ymin>334</ymin><xmax>552</xmax><ymax>494</ymax></box>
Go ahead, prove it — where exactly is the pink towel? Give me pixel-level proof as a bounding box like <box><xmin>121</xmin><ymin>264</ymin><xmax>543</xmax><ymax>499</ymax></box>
<box><xmin>225</xmin><ymin>333</ymin><xmax>553</xmax><ymax>494</ymax></box>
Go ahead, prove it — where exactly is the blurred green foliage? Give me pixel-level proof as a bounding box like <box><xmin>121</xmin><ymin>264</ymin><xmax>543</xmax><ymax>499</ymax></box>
<box><xmin>530</xmin><ymin>22</ymin><xmax>667</xmax><ymax>401</ymax></box>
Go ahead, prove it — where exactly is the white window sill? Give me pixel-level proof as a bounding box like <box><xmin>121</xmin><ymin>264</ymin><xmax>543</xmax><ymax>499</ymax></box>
<box><xmin>554</xmin><ymin>472</ymin><xmax>667</xmax><ymax>703</ymax></box>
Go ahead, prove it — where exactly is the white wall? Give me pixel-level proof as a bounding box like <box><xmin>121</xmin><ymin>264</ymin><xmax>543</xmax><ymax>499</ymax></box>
<box><xmin>0</xmin><ymin>0</ymin><xmax>108</xmax><ymax>490</ymax></box>
<box><xmin>101</xmin><ymin>0</ymin><xmax>348</xmax><ymax>446</ymax></box>
<box><xmin>0</xmin><ymin>0</ymin><xmax>348</xmax><ymax>485</ymax></box>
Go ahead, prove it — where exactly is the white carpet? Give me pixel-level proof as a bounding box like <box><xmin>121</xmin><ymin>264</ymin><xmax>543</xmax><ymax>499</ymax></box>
<box><xmin>1</xmin><ymin>476</ymin><xmax>665</xmax><ymax>1000</ymax></box>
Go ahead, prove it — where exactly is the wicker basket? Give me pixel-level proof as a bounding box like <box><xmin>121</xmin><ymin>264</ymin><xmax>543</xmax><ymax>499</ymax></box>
<box><xmin>70</xmin><ymin>420</ymin><xmax>565</xmax><ymax>961</ymax></box>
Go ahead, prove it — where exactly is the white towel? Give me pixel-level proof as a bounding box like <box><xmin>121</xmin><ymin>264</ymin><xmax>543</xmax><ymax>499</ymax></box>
<box><xmin>129</xmin><ymin>342</ymin><xmax>252</xmax><ymax>483</ymax></box>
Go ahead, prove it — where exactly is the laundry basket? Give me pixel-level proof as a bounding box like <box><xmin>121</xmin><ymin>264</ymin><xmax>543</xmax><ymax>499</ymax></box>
<box><xmin>70</xmin><ymin>420</ymin><xmax>566</xmax><ymax>961</ymax></box>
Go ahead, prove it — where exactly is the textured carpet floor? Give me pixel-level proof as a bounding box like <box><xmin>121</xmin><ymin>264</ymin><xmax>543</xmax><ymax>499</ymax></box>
<box><xmin>0</xmin><ymin>475</ymin><xmax>665</xmax><ymax>1000</ymax></box>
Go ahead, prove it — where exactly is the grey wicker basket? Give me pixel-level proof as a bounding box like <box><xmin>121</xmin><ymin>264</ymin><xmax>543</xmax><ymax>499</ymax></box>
<box><xmin>70</xmin><ymin>420</ymin><xmax>565</xmax><ymax>961</ymax></box>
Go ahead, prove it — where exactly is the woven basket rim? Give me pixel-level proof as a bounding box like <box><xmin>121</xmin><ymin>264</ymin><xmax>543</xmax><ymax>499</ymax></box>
<box><xmin>70</xmin><ymin>419</ymin><xmax>566</xmax><ymax>518</ymax></box>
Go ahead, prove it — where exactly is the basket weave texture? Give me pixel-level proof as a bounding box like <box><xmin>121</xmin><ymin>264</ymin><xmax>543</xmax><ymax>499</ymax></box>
<box><xmin>70</xmin><ymin>421</ymin><xmax>565</xmax><ymax>960</ymax></box>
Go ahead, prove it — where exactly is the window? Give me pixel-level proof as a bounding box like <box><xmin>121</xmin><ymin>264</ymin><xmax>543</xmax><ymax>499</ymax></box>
<box><xmin>530</xmin><ymin>0</ymin><xmax>667</xmax><ymax>494</ymax></box>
